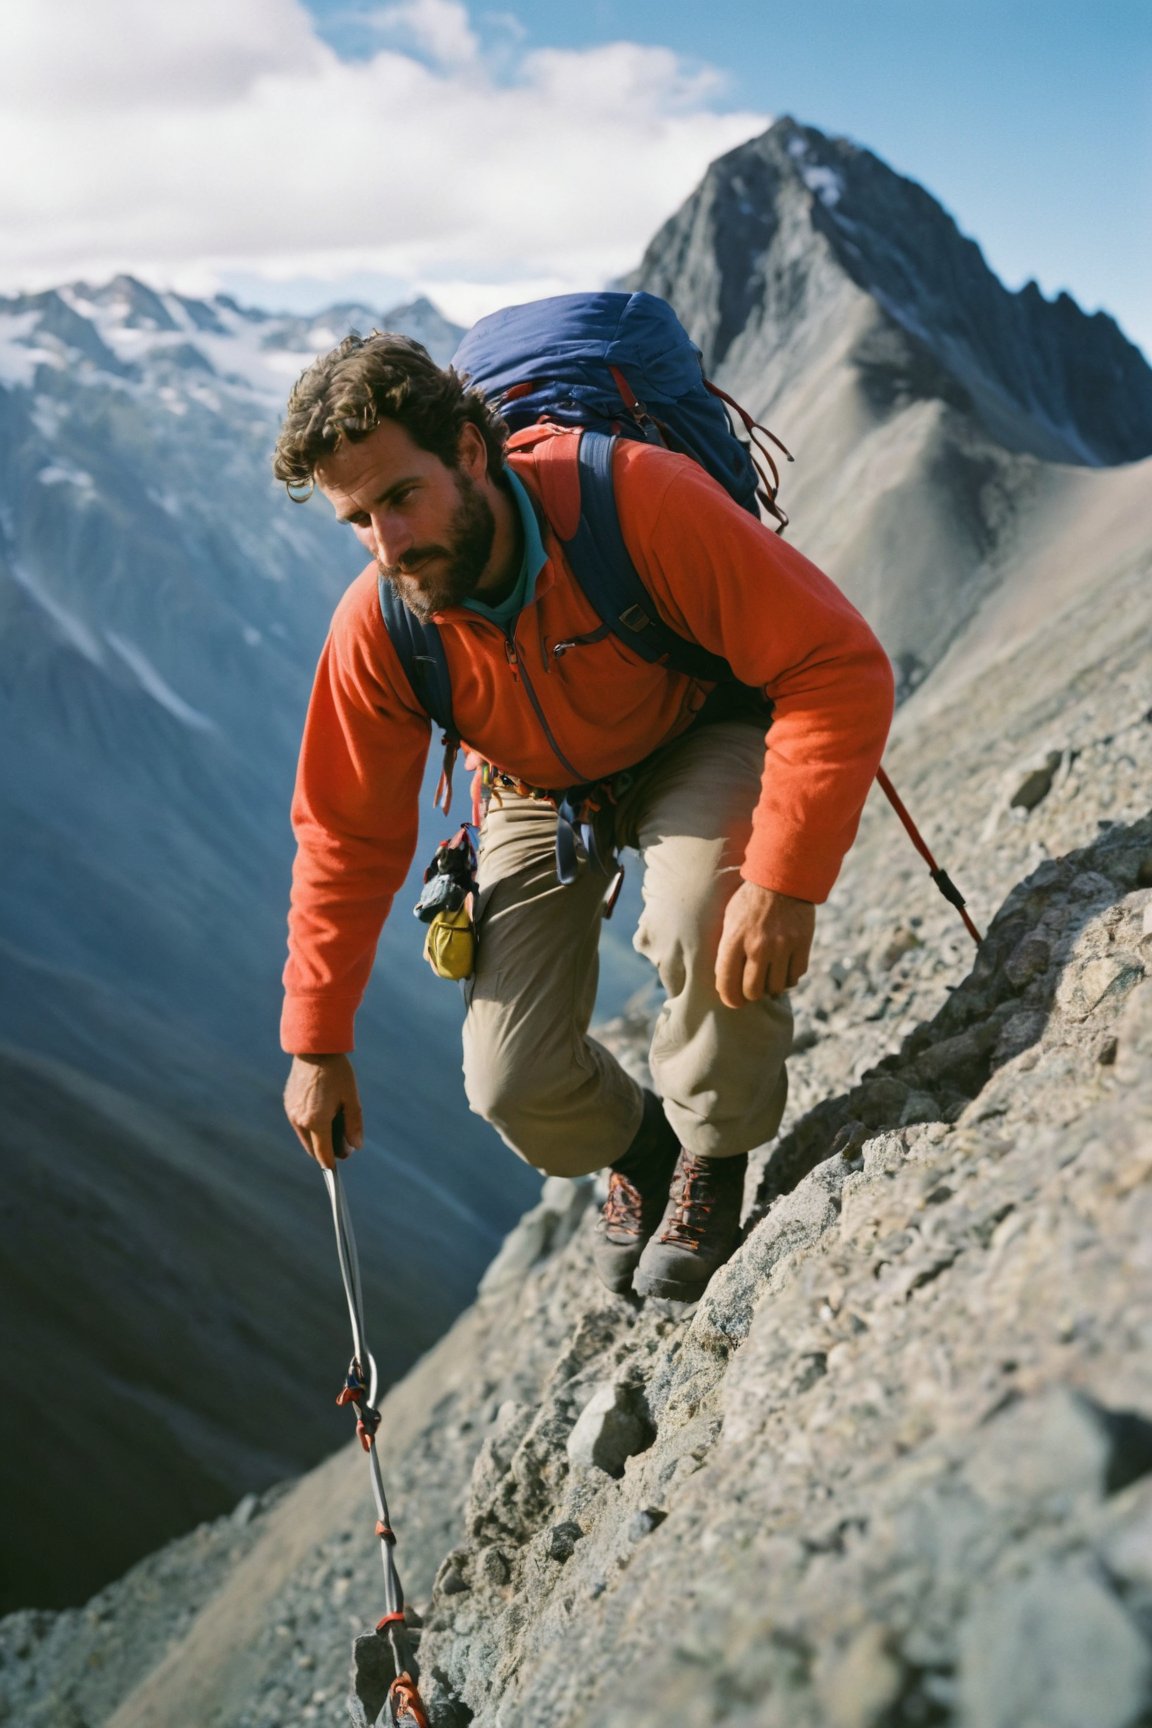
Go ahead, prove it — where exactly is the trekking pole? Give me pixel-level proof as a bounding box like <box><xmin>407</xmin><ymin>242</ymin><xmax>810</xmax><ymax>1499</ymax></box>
<box><xmin>323</xmin><ymin>1112</ymin><xmax>430</xmax><ymax>1728</ymax></box>
<box><xmin>876</xmin><ymin>766</ymin><xmax>983</xmax><ymax>946</ymax></box>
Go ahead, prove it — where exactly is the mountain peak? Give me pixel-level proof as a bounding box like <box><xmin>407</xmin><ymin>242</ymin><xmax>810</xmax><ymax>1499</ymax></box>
<box><xmin>87</xmin><ymin>274</ymin><xmax>183</xmax><ymax>332</ymax></box>
<box><xmin>627</xmin><ymin>118</ymin><xmax>1152</xmax><ymax>467</ymax></box>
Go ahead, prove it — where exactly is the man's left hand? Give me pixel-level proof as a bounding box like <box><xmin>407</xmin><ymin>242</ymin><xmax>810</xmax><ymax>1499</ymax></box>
<box><xmin>715</xmin><ymin>882</ymin><xmax>816</xmax><ymax>1007</ymax></box>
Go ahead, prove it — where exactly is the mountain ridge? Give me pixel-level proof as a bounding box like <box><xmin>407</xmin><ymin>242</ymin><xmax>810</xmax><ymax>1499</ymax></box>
<box><xmin>624</xmin><ymin>118</ymin><xmax>1152</xmax><ymax>701</ymax></box>
<box><xmin>626</xmin><ymin>115</ymin><xmax>1152</xmax><ymax>465</ymax></box>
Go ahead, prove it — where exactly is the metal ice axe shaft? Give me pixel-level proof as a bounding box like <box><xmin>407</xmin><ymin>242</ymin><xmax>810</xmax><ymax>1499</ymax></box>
<box><xmin>323</xmin><ymin>1111</ymin><xmax>430</xmax><ymax>1728</ymax></box>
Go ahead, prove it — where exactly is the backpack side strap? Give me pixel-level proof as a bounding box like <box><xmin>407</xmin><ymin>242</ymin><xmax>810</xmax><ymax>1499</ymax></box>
<box><xmin>378</xmin><ymin>575</ymin><xmax>460</xmax><ymax>814</ymax></box>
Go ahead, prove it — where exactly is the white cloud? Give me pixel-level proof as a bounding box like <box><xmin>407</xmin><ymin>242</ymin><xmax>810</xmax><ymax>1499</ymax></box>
<box><xmin>0</xmin><ymin>0</ymin><xmax>769</xmax><ymax>311</ymax></box>
<box><xmin>373</xmin><ymin>0</ymin><xmax>481</xmax><ymax>67</ymax></box>
<box><xmin>0</xmin><ymin>0</ymin><xmax>320</xmax><ymax>110</ymax></box>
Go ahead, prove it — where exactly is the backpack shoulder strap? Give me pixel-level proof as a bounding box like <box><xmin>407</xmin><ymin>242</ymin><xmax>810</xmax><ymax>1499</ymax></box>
<box><xmin>540</xmin><ymin>428</ymin><xmax>735</xmax><ymax>686</ymax></box>
<box><xmin>378</xmin><ymin>429</ymin><xmax>745</xmax><ymax>812</ymax></box>
<box><xmin>377</xmin><ymin>575</ymin><xmax>460</xmax><ymax>812</ymax></box>
<box><xmin>377</xmin><ymin>575</ymin><xmax>455</xmax><ymax>737</ymax></box>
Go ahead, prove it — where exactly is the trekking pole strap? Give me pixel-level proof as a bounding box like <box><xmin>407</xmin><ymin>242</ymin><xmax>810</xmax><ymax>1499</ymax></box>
<box><xmin>876</xmin><ymin>766</ymin><xmax>983</xmax><ymax>946</ymax></box>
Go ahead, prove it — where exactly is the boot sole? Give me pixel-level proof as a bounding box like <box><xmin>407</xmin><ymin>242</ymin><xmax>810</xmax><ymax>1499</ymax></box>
<box><xmin>592</xmin><ymin>1243</ymin><xmax>646</xmax><ymax>1296</ymax></box>
<box><xmin>632</xmin><ymin>1269</ymin><xmax>712</xmax><ymax>1301</ymax></box>
<box><xmin>596</xmin><ymin>1266</ymin><xmax>642</xmax><ymax>1296</ymax></box>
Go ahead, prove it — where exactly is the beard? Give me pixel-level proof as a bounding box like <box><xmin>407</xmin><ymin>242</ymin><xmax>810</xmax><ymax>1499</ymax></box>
<box><xmin>380</xmin><ymin>470</ymin><xmax>496</xmax><ymax>624</ymax></box>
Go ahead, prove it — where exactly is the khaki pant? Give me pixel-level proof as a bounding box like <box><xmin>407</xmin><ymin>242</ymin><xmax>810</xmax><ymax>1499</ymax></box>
<box><xmin>461</xmin><ymin>721</ymin><xmax>791</xmax><ymax>1176</ymax></box>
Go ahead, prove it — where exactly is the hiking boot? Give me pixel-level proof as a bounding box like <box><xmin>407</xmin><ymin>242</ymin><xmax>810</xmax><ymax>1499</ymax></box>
<box><xmin>592</xmin><ymin>1091</ymin><xmax>679</xmax><ymax>1295</ymax></box>
<box><xmin>632</xmin><ymin>1149</ymin><xmax>748</xmax><ymax>1301</ymax></box>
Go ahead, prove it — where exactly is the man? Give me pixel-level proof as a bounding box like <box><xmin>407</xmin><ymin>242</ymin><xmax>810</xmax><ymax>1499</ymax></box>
<box><xmin>275</xmin><ymin>331</ymin><xmax>894</xmax><ymax>1302</ymax></box>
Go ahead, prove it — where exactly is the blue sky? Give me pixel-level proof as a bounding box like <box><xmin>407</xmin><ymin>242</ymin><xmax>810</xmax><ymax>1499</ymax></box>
<box><xmin>306</xmin><ymin>0</ymin><xmax>1152</xmax><ymax>356</ymax></box>
<box><xmin>3</xmin><ymin>0</ymin><xmax>1149</xmax><ymax>356</ymax></box>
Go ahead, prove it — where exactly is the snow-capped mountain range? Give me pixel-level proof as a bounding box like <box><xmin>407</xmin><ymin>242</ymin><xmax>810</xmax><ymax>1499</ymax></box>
<box><xmin>0</xmin><ymin>278</ymin><xmax>462</xmax><ymax>399</ymax></box>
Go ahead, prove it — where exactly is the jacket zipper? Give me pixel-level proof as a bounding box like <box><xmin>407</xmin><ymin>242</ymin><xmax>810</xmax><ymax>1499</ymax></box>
<box><xmin>504</xmin><ymin>626</ymin><xmax>589</xmax><ymax>785</ymax></box>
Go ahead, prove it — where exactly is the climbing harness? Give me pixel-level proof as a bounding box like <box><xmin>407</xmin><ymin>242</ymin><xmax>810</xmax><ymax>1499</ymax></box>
<box><xmin>481</xmin><ymin>760</ymin><xmax>628</xmax><ymax>911</ymax></box>
<box><xmin>323</xmin><ymin>1122</ymin><xmax>430</xmax><ymax>1728</ymax></box>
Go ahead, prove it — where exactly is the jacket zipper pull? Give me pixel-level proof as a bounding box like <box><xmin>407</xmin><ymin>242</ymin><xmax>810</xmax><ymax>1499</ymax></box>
<box><xmin>504</xmin><ymin>635</ymin><xmax>520</xmax><ymax>683</ymax></box>
<box><xmin>554</xmin><ymin>624</ymin><xmax>612</xmax><ymax>658</ymax></box>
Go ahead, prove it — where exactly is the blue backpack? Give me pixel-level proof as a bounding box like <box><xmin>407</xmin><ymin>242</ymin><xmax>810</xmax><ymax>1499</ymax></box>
<box><xmin>454</xmin><ymin>290</ymin><xmax>790</xmax><ymax>526</ymax></box>
<box><xmin>378</xmin><ymin>290</ymin><xmax>789</xmax><ymax>795</ymax></box>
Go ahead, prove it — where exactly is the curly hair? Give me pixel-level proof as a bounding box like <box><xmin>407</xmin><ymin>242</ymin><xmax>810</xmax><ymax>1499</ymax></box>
<box><xmin>271</xmin><ymin>330</ymin><xmax>507</xmax><ymax>497</ymax></box>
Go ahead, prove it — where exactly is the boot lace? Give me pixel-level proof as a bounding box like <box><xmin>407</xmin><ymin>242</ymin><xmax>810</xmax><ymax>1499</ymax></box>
<box><xmin>661</xmin><ymin>1155</ymin><xmax>715</xmax><ymax>1250</ymax></box>
<box><xmin>601</xmin><ymin>1170</ymin><xmax>644</xmax><ymax>1235</ymax></box>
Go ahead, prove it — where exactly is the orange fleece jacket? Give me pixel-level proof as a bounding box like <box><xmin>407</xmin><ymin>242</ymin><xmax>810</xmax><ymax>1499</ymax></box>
<box><xmin>281</xmin><ymin>436</ymin><xmax>895</xmax><ymax>1054</ymax></box>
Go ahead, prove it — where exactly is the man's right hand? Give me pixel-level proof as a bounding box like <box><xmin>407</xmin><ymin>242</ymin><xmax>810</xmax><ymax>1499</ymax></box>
<box><xmin>283</xmin><ymin>1053</ymin><xmax>365</xmax><ymax>1170</ymax></box>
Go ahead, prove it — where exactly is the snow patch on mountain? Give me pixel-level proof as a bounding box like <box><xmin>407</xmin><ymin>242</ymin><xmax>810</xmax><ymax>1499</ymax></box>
<box><xmin>0</xmin><ymin>312</ymin><xmax>59</xmax><ymax>388</ymax></box>
<box><xmin>787</xmin><ymin>130</ymin><xmax>844</xmax><ymax>207</ymax></box>
<box><xmin>104</xmin><ymin>631</ymin><xmax>218</xmax><ymax>732</ymax></box>
<box><xmin>7</xmin><ymin>561</ymin><xmax>104</xmax><ymax>665</ymax></box>
<box><xmin>31</xmin><ymin>397</ymin><xmax>66</xmax><ymax>440</ymax></box>
<box><xmin>37</xmin><ymin>462</ymin><xmax>96</xmax><ymax>499</ymax></box>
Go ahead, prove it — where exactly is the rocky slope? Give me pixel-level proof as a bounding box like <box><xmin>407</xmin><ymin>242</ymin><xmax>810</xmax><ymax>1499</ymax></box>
<box><xmin>4</xmin><ymin>375</ymin><xmax>1149</xmax><ymax>1726</ymax></box>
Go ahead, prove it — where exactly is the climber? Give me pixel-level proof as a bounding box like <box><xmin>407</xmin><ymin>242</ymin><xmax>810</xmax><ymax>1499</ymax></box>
<box><xmin>274</xmin><ymin>321</ymin><xmax>894</xmax><ymax>1303</ymax></box>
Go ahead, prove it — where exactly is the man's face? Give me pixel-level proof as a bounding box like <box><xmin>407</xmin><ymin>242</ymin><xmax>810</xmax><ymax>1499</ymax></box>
<box><xmin>316</xmin><ymin>419</ymin><xmax>495</xmax><ymax>622</ymax></box>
